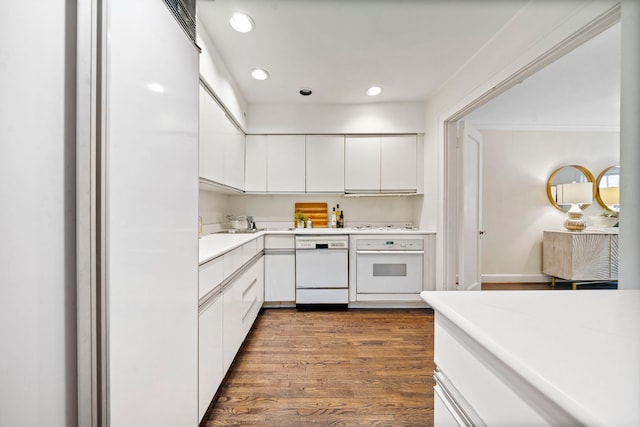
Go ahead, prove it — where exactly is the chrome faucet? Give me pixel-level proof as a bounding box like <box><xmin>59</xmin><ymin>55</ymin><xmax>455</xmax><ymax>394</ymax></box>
<box><xmin>246</xmin><ymin>216</ymin><xmax>255</xmax><ymax>230</ymax></box>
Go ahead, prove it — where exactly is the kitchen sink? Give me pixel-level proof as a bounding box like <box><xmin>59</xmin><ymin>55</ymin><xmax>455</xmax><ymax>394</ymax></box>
<box><xmin>221</xmin><ymin>228</ymin><xmax>263</xmax><ymax>234</ymax></box>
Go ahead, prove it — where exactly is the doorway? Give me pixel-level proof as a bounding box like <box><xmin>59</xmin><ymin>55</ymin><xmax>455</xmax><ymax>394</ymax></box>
<box><xmin>442</xmin><ymin>10</ymin><xmax>621</xmax><ymax>291</ymax></box>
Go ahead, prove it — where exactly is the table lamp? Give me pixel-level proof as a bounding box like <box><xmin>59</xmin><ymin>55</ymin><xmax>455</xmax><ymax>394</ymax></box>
<box><xmin>559</xmin><ymin>182</ymin><xmax>593</xmax><ymax>231</ymax></box>
<box><xmin>599</xmin><ymin>186</ymin><xmax>620</xmax><ymax>211</ymax></box>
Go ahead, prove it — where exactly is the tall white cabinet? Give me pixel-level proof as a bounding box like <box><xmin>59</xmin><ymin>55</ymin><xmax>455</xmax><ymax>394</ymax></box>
<box><xmin>106</xmin><ymin>1</ymin><xmax>199</xmax><ymax>426</ymax></box>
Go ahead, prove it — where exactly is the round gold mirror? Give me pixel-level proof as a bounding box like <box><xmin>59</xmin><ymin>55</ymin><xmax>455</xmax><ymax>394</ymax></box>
<box><xmin>595</xmin><ymin>165</ymin><xmax>620</xmax><ymax>212</ymax></box>
<box><xmin>546</xmin><ymin>165</ymin><xmax>595</xmax><ymax>212</ymax></box>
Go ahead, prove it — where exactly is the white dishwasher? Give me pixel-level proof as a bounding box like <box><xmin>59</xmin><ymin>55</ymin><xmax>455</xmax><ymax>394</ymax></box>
<box><xmin>295</xmin><ymin>235</ymin><xmax>349</xmax><ymax>305</ymax></box>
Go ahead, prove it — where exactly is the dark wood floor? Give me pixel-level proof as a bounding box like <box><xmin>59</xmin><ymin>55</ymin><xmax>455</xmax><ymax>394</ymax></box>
<box><xmin>201</xmin><ymin>308</ymin><xmax>435</xmax><ymax>427</ymax></box>
<box><xmin>201</xmin><ymin>282</ymin><xmax>587</xmax><ymax>426</ymax></box>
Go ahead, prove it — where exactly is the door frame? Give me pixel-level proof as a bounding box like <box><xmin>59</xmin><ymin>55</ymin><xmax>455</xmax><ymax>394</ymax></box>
<box><xmin>442</xmin><ymin>7</ymin><xmax>620</xmax><ymax>291</ymax></box>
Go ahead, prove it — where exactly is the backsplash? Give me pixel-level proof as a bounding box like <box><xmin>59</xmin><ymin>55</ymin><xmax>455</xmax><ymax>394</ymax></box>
<box><xmin>200</xmin><ymin>190</ymin><xmax>422</xmax><ymax>232</ymax></box>
<box><xmin>228</xmin><ymin>194</ymin><xmax>421</xmax><ymax>230</ymax></box>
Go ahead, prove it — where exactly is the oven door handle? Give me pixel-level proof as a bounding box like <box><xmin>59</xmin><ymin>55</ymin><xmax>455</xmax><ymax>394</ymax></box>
<box><xmin>356</xmin><ymin>250</ymin><xmax>424</xmax><ymax>255</ymax></box>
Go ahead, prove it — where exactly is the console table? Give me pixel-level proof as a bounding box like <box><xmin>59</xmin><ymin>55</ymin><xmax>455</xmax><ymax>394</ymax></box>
<box><xmin>542</xmin><ymin>230</ymin><xmax>618</xmax><ymax>289</ymax></box>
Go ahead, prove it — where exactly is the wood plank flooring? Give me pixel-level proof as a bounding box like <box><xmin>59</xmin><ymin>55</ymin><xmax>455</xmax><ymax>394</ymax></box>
<box><xmin>201</xmin><ymin>309</ymin><xmax>435</xmax><ymax>427</ymax></box>
<box><xmin>201</xmin><ymin>283</ymin><xmax>581</xmax><ymax>426</ymax></box>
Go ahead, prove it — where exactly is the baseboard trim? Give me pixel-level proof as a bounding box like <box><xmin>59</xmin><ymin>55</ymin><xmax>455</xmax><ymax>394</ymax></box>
<box><xmin>481</xmin><ymin>274</ymin><xmax>550</xmax><ymax>283</ymax></box>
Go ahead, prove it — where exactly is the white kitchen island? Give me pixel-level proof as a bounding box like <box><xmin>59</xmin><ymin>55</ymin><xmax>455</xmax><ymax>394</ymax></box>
<box><xmin>420</xmin><ymin>290</ymin><xmax>640</xmax><ymax>426</ymax></box>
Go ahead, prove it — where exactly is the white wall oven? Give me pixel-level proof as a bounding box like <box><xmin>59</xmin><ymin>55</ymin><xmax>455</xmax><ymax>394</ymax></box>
<box><xmin>355</xmin><ymin>238</ymin><xmax>424</xmax><ymax>295</ymax></box>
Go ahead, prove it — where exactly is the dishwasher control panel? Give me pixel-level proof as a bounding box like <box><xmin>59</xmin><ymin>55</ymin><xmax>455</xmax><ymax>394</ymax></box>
<box><xmin>295</xmin><ymin>235</ymin><xmax>349</xmax><ymax>249</ymax></box>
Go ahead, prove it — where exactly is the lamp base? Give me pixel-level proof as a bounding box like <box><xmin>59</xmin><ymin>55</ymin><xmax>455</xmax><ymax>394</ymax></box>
<box><xmin>564</xmin><ymin>210</ymin><xmax>586</xmax><ymax>231</ymax></box>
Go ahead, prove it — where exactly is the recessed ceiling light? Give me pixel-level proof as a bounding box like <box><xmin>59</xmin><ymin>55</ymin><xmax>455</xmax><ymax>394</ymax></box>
<box><xmin>299</xmin><ymin>88</ymin><xmax>313</xmax><ymax>96</ymax></box>
<box><xmin>230</xmin><ymin>12</ymin><xmax>254</xmax><ymax>33</ymax></box>
<box><xmin>251</xmin><ymin>68</ymin><xmax>269</xmax><ymax>80</ymax></box>
<box><xmin>366</xmin><ymin>86</ymin><xmax>383</xmax><ymax>96</ymax></box>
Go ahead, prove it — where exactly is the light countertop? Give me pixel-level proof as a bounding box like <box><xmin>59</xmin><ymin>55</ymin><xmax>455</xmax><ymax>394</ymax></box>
<box><xmin>199</xmin><ymin>228</ymin><xmax>434</xmax><ymax>265</ymax></box>
<box><xmin>421</xmin><ymin>290</ymin><xmax>640</xmax><ymax>426</ymax></box>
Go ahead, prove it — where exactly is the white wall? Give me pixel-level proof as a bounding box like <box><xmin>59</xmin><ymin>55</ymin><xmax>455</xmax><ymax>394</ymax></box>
<box><xmin>619</xmin><ymin>0</ymin><xmax>640</xmax><ymax>289</ymax></box>
<box><xmin>480</xmin><ymin>130</ymin><xmax>619</xmax><ymax>283</ymax></box>
<box><xmin>227</xmin><ymin>194</ymin><xmax>420</xmax><ymax>229</ymax></box>
<box><xmin>248</xmin><ymin>102</ymin><xmax>426</xmax><ymax>134</ymax></box>
<box><xmin>0</xmin><ymin>1</ymin><xmax>77</xmax><ymax>426</ymax></box>
<box><xmin>421</xmin><ymin>0</ymin><xmax>620</xmax><ymax>289</ymax></box>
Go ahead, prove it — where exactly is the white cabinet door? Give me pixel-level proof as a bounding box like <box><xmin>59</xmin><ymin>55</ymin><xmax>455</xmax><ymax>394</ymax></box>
<box><xmin>345</xmin><ymin>136</ymin><xmax>381</xmax><ymax>192</ymax></box>
<box><xmin>199</xmin><ymin>85</ymin><xmax>224</xmax><ymax>184</ymax></box>
<box><xmin>222</xmin><ymin>258</ymin><xmax>263</xmax><ymax>371</ymax></box>
<box><xmin>380</xmin><ymin>135</ymin><xmax>416</xmax><ymax>191</ymax></box>
<box><xmin>106</xmin><ymin>2</ymin><xmax>199</xmax><ymax>426</ymax></box>
<box><xmin>305</xmin><ymin>135</ymin><xmax>345</xmax><ymax>192</ymax></box>
<box><xmin>240</xmin><ymin>259</ymin><xmax>263</xmax><ymax>337</ymax></box>
<box><xmin>222</xmin><ymin>274</ymin><xmax>244</xmax><ymax>372</ymax></box>
<box><xmin>245</xmin><ymin>135</ymin><xmax>268</xmax><ymax>192</ymax></box>
<box><xmin>267</xmin><ymin>135</ymin><xmax>306</xmax><ymax>192</ymax></box>
<box><xmin>265</xmin><ymin>253</ymin><xmax>295</xmax><ymax>302</ymax></box>
<box><xmin>199</xmin><ymin>84</ymin><xmax>245</xmax><ymax>190</ymax></box>
<box><xmin>198</xmin><ymin>293</ymin><xmax>223</xmax><ymax>421</ymax></box>
<box><xmin>224</xmin><ymin>122</ymin><xmax>245</xmax><ymax>190</ymax></box>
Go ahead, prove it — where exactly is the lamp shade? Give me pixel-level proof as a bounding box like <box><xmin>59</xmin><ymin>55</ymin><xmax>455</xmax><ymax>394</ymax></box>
<box><xmin>599</xmin><ymin>186</ymin><xmax>620</xmax><ymax>205</ymax></box>
<box><xmin>559</xmin><ymin>182</ymin><xmax>593</xmax><ymax>205</ymax></box>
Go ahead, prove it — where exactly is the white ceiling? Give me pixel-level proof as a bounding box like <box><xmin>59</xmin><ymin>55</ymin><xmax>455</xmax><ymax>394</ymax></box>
<box><xmin>465</xmin><ymin>22</ymin><xmax>621</xmax><ymax>130</ymax></box>
<box><xmin>196</xmin><ymin>1</ymin><xmax>620</xmax><ymax>129</ymax></box>
<box><xmin>197</xmin><ymin>0</ymin><xmax>528</xmax><ymax>104</ymax></box>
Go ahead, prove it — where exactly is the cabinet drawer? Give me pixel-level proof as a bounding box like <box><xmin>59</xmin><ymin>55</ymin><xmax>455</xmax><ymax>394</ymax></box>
<box><xmin>256</xmin><ymin>236</ymin><xmax>265</xmax><ymax>252</ymax></box>
<box><xmin>242</xmin><ymin>239</ymin><xmax>258</xmax><ymax>264</ymax></box>
<box><xmin>265</xmin><ymin>235</ymin><xmax>294</xmax><ymax>249</ymax></box>
<box><xmin>199</xmin><ymin>256</ymin><xmax>223</xmax><ymax>299</ymax></box>
<box><xmin>223</xmin><ymin>247</ymin><xmax>243</xmax><ymax>279</ymax></box>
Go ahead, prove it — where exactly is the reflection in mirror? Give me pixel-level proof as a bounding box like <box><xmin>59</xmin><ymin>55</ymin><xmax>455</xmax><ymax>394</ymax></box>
<box><xmin>596</xmin><ymin>165</ymin><xmax>620</xmax><ymax>212</ymax></box>
<box><xmin>546</xmin><ymin>165</ymin><xmax>596</xmax><ymax>212</ymax></box>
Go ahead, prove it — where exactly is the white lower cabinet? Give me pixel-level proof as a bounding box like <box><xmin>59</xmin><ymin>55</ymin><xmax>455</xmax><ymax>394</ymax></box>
<box><xmin>264</xmin><ymin>235</ymin><xmax>296</xmax><ymax>303</ymax></box>
<box><xmin>198</xmin><ymin>291</ymin><xmax>223</xmax><ymax>421</ymax></box>
<box><xmin>434</xmin><ymin>313</ymin><xmax>550</xmax><ymax>426</ymax></box>
<box><xmin>222</xmin><ymin>258</ymin><xmax>264</xmax><ymax>370</ymax></box>
<box><xmin>199</xmin><ymin>238</ymin><xmax>264</xmax><ymax>422</ymax></box>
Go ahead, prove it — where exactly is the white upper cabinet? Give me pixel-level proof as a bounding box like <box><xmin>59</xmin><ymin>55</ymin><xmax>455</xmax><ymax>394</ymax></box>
<box><xmin>199</xmin><ymin>84</ymin><xmax>245</xmax><ymax>191</ymax></box>
<box><xmin>381</xmin><ymin>135</ymin><xmax>417</xmax><ymax>192</ymax></box>
<box><xmin>224</xmin><ymin>122</ymin><xmax>245</xmax><ymax>190</ymax></box>
<box><xmin>199</xmin><ymin>85</ymin><xmax>224</xmax><ymax>184</ymax></box>
<box><xmin>305</xmin><ymin>135</ymin><xmax>345</xmax><ymax>192</ymax></box>
<box><xmin>345</xmin><ymin>136</ymin><xmax>381</xmax><ymax>192</ymax></box>
<box><xmin>345</xmin><ymin>135</ymin><xmax>417</xmax><ymax>193</ymax></box>
<box><xmin>245</xmin><ymin>135</ymin><xmax>268</xmax><ymax>192</ymax></box>
<box><xmin>267</xmin><ymin>135</ymin><xmax>306</xmax><ymax>192</ymax></box>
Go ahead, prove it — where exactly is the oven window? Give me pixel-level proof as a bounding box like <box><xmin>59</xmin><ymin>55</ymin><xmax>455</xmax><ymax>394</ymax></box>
<box><xmin>372</xmin><ymin>264</ymin><xmax>407</xmax><ymax>277</ymax></box>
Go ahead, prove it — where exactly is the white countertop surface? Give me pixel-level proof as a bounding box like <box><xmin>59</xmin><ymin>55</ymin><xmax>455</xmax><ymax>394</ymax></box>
<box><xmin>199</xmin><ymin>228</ymin><xmax>434</xmax><ymax>265</ymax></box>
<box><xmin>420</xmin><ymin>290</ymin><xmax>640</xmax><ymax>426</ymax></box>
